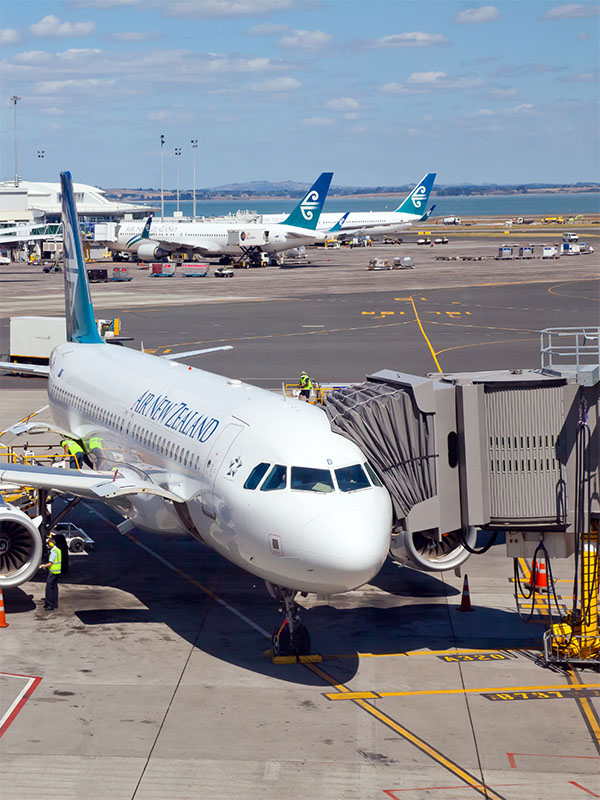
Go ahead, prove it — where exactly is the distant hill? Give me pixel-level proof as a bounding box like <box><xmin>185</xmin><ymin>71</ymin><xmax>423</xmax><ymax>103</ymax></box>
<box><xmin>105</xmin><ymin>181</ymin><xmax>600</xmax><ymax>201</ymax></box>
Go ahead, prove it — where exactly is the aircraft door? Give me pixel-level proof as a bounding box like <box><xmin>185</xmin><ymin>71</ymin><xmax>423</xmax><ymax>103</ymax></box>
<box><xmin>202</xmin><ymin>423</ymin><xmax>244</xmax><ymax>518</ymax></box>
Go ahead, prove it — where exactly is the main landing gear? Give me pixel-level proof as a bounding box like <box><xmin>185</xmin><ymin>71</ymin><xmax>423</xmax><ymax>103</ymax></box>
<box><xmin>266</xmin><ymin>583</ymin><xmax>311</xmax><ymax>657</ymax></box>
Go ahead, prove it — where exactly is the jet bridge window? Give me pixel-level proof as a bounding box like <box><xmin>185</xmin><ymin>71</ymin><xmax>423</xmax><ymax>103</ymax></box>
<box><xmin>291</xmin><ymin>467</ymin><xmax>334</xmax><ymax>493</ymax></box>
<box><xmin>335</xmin><ymin>464</ymin><xmax>370</xmax><ymax>493</ymax></box>
<box><xmin>244</xmin><ymin>462</ymin><xmax>270</xmax><ymax>490</ymax></box>
<box><xmin>260</xmin><ymin>464</ymin><xmax>287</xmax><ymax>492</ymax></box>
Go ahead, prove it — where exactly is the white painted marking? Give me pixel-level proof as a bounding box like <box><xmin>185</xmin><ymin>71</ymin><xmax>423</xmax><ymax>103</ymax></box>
<box><xmin>0</xmin><ymin>675</ymin><xmax>36</xmax><ymax>731</ymax></box>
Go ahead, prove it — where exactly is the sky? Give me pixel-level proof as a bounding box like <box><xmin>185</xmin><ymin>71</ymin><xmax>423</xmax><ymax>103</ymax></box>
<box><xmin>1</xmin><ymin>0</ymin><xmax>599</xmax><ymax>189</ymax></box>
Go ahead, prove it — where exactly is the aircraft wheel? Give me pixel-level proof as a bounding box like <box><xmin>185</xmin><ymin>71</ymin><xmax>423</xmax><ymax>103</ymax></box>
<box><xmin>272</xmin><ymin>623</ymin><xmax>311</xmax><ymax>657</ymax></box>
<box><xmin>293</xmin><ymin>624</ymin><xmax>311</xmax><ymax>656</ymax></box>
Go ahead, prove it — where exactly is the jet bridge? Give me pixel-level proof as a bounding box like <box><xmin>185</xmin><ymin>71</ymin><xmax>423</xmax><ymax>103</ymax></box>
<box><xmin>322</xmin><ymin>326</ymin><xmax>600</xmax><ymax>663</ymax></box>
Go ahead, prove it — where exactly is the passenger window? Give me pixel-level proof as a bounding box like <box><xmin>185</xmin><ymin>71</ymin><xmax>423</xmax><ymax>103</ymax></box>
<box><xmin>364</xmin><ymin>461</ymin><xmax>383</xmax><ymax>487</ymax></box>
<box><xmin>244</xmin><ymin>462</ymin><xmax>270</xmax><ymax>490</ymax></box>
<box><xmin>260</xmin><ymin>464</ymin><xmax>286</xmax><ymax>491</ymax></box>
<box><xmin>291</xmin><ymin>467</ymin><xmax>334</xmax><ymax>493</ymax></box>
<box><xmin>335</xmin><ymin>464</ymin><xmax>370</xmax><ymax>492</ymax></box>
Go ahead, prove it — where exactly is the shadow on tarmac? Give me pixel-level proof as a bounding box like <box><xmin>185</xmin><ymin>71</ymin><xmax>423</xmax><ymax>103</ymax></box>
<box><xmin>12</xmin><ymin>501</ymin><xmax>542</xmax><ymax>687</ymax></box>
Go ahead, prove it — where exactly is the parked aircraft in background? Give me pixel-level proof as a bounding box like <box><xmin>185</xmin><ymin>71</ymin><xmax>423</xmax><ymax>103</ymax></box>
<box><xmin>0</xmin><ymin>171</ymin><xmax>393</xmax><ymax>656</ymax></box>
<box><xmin>107</xmin><ymin>172</ymin><xmax>333</xmax><ymax>265</ymax></box>
<box><xmin>262</xmin><ymin>173</ymin><xmax>437</xmax><ymax>238</ymax></box>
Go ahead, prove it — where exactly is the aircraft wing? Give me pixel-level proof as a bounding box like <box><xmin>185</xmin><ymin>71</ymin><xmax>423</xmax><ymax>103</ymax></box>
<box><xmin>161</xmin><ymin>346</ymin><xmax>233</xmax><ymax>361</ymax></box>
<box><xmin>0</xmin><ymin>361</ymin><xmax>49</xmax><ymax>376</ymax></box>
<box><xmin>0</xmin><ymin>462</ymin><xmax>185</xmax><ymax>503</ymax></box>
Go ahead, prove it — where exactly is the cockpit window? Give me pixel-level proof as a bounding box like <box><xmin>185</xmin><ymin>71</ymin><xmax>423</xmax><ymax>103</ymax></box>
<box><xmin>291</xmin><ymin>467</ymin><xmax>334</xmax><ymax>493</ymax></box>
<box><xmin>335</xmin><ymin>464</ymin><xmax>370</xmax><ymax>492</ymax></box>
<box><xmin>364</xmin><ymin>461</ymin><xmax>383</xmax><ymax>487</ymax></box>
<box><xmin>260</xmin><ymin>464</ymin><xmax>287</xmax><ymax>491</ymax></box>
<box><xmin>244</xmin><ymin>462</ymin><xmax>270</xmax><ymax>490</ymax></box>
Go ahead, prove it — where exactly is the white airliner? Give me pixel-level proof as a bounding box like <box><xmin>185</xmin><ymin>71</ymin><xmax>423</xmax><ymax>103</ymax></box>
<box><xmin>0</xmin><ymin>171</ymin><xmax>393</xmax><ymax>655</ymax></box>
<box><xmin>109</xmin><ymin>172</ymin><xmax>333</xmax><ymax>264</ymax></box>
<box><xmin>262</xmin><ymin>172</ymin><xmax>437</xmax><ymax>238</ymax></box>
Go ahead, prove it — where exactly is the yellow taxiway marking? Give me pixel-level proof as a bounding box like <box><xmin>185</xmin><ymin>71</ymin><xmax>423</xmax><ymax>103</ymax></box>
<box><xmin>547</xmin><ymin>282</ymin><xmax>600</xmax><ymax>302</ymax></box>
<box><xmin>409</xmin><ymin>295</ymin><xmax>443</xmax><ymax>372</ymax></box>
<box><xmin>324</xmin><ymin>683</ymin><xmax>600</xmax><ymax>700</ymax></box>
<box><xmin>325</xmin><ymin>648</ymin><xmax>526</xmax><ymax>660</ymax></box>
<box><xmin>568</xmin><ymin>669</ymin><xmax>600</xmax><ymax>753</ymax></box>
<box><xmin>306</xmin><ymin>661</ymin><xmax>507</xmax><ymax>800</ymax></box>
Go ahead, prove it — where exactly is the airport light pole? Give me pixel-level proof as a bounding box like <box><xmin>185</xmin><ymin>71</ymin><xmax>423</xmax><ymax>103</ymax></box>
<box><xmin>37</xmin><ymin>149</ymin><xmax>45</xmax><ymax>182</ymax></box>
<box><xmin>175</xmin><ymin>147</ymin><xmax>182</xmax><ymax>214</ymax></box>
<box><xmin>191</xmin><ymin>139</ymin><xmax>198</xmax><ymax>220</ymax></box>
<box><xmin>11</xmin><ymin>95</ymin><xmax>21</xmax><ymax>187</ymax></box>
<box><xmin>160</xmin><ymin>134</ymin><xmax>165</xmax><ymax>219</ymax></box>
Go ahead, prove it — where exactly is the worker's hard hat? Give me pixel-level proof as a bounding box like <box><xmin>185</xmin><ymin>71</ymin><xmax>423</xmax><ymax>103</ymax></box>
<box><xmin>300</xmin><ymin>370</ymin><xmax>308</xmax><ymax>376</ymax></box>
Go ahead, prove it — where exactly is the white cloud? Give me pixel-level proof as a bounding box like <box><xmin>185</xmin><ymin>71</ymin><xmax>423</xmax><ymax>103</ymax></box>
<box><xmin>488</xmin><ymin>87</ymin><xmax>518</xmax><ymax>98</ymax></box>
<box><xmin>109</xmin><ymin>31</ymin><xmax>159</xmax><ymax>41</ymax></box>
<box><xmin>279</xmin><ymin>29</ymin><xmax>332</xmax><ymax>49</ymax></box>
<box><xmin>147</xmin><ymin>109</ymin><xmax>192</xmax><ymax>121</ymax></box>
<box><xmin>455</xmin><ymin>6</ymin><xmax>501</xmax><ymax>24</ymax></box>
<box><xmin>577</xmin><ymin>31</ymin><xmax>591</xmax><ymax>38</ymax></box>
<box><xmin>371</xmin><ymin>32</ymin><xmax>448</xmax><ymax>48</ymax></box>
<box><xmin>247</xmin><ymin>23</ymin><xmax>289</xmax><ymax>36</ymax></box>
<box><xmin>326</xmin><ymin>97</ymin><xmax>359</xmax><ymax>111</ymax></box>
<box><xmin>562</xmin><ymin>69</ymin><xmax>599</xmax><ymax>81</ymax></box>
<box><xmin>381</xmin><ymin>71</ymin><xmax>484</xmax><ymax>94</ymax></box>
<box><xmin>250</xmin><ymin>76</ymin><xmax>300</xmax><ymax>91</ymax></box>
<box><xmin>40</xmin><ymin>107</ymin><xmax>66</xmax><ymax>115</ymax></box>
<box><xmin>30</xmin><ymin>15</ymin><xmax>95</xmax><ymax>37</ymax></box>
<box><xmin>72</xmin><ymin>0</ymin><xmax>294</xmax><ymax>19</ymax></box>
<box><xmin>542</xmin><ymin>3</ymin><xmax>600</xmax><ymax>19</ymax></box>
<box><xmin>34</xmin><ymin>78</ymin><xmax>116</xmax><ymax>95</ymax></box>
<box><xmin>0</xmin><ymin>28</ymin><xmax>23</xmax><ymax>45</ymax></box>
<box><xmin>405</xmin><ymin>128</ymin><xmax>421</xmax><ymax>135</ymax></box>
<box><xmin>508</xmin><ymin>103</ymin><xmax>535</xmax><ymax>114</ymax></box>
<box><xmin>302</xmin><ymin>116</ymin><xmax>334</xmax><ymax>126</ymax></box>
<box><xmin>470</xmin><ymin>108</ymin><xmax>495</xmax><ymax>116</ymax></box>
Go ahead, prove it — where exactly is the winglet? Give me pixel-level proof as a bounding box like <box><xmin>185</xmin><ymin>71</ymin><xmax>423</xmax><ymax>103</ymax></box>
<box><xmin>60</xmin><ymin>171</ymin><xmax>103</xmax><ymax>344</ymax></box>
<box><xmin>420</xmin><ymin>204</ymin><xmax>436</xmax><ymax>222</ymax></box>
<box><xmin>394</xmin><ymin>173</ymin><xmax>436</xmax><ymax>216</ymax></box>
<box><xmin>282</xmin><ymin>172</ymin><xmax>333</xmax><ymax>230</ymax></box>
<box><xmin>328</xmin><ymin>211</ymin><xmax>349</xmax><ymax>233</ymax></box>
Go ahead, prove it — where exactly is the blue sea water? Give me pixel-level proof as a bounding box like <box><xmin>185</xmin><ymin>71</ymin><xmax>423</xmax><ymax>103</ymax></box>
<box><xmin>154</xmin><ymin>192</ymin><xmax>599</xmax><ymax>219</ymax></box>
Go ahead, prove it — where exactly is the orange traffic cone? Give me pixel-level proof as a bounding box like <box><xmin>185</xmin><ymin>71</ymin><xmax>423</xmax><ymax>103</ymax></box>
<box><xmin>527</xmin><ymin>557</ymin><xmax>548</xmax><ymax>593</ymax></box>
<box><xmin>0</xmin><ymin>589</ymin><xmax>9</xmax><ymax>628</ymax></box>
<box><xmin>458</xmin><ymin>574</ymin><xmax>474</xmax><ymax>612</ymax></box>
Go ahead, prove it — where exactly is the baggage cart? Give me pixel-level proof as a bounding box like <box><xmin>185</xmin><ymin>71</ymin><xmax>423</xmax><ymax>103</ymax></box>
<box><xmin>181</xmin><ymin>264</ymin><xmax>209</xmax><ymax>277</ymax></box>
<box><xmin>150</xmin><ymin>262</ymin><xmax>176</xmax><ymax>277</ymax></box>
<box><xmin>111</xmin><ymin>266</ymin><xmax>132</xmax><ymax>281</ymax></box>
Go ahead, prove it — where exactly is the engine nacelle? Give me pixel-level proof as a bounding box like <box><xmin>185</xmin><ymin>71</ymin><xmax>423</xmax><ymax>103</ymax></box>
<box><xmin>136</xmin><ymin>241</ymin><xmax>169</xmax><ymax>261</ymax></box>
<box><xmin>0</xmin><ymin>505</ymin><xmax>44</xmax><ymax>588</ymax></box>
<box><xmin>389</xmin><ymin>527</ymin><xmax>476</xmax><ymax>573</ymax></box>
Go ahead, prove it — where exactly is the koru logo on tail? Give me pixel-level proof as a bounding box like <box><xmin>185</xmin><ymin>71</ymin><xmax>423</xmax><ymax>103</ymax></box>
<box><xmin>300</xmin><ymin>190</ymin><xmax>320</xmax><ymax>221</ymax></box>
<box><xmin>411</xmin><ymin>185</ymin><xmax>427</xmax><ymax>208</ymax></box>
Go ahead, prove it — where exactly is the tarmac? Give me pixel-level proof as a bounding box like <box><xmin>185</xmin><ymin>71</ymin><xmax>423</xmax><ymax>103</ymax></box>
<box><xmin>0</xmin><ymin>231</ymin><xmax>599</xmax><ymax>800</ymax></box>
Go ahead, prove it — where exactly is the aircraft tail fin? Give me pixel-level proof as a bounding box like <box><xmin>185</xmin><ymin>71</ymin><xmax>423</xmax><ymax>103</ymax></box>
<box><xmin>328</xmin><ymin>211</ymin><xmax>349</xmax><ymax>233</ymax></box>
<box><xmin>394</xmin><ymin>173</ymin><xmax>436</xmax><ymax>216</ymax></box>
<box><xmin>60</xmin><ymin>171</ymin><xmax>103</xmax><ymax>344</ymax></box>
<box><xmin>141</xmin><ymin>215</ymin><xmax>153</xmax><ymax>239</ymax></box>
<box><xmin>282</xmin><ymin>172</ymin><xmax>333</xmax><ymax>230</ymax></box>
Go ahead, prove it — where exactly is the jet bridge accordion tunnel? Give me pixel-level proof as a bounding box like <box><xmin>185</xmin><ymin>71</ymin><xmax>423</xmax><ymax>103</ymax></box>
<box><xmin>322</xmin><ymin>364</ymin><xmax>599</xmax><ymax>579</ymax></box>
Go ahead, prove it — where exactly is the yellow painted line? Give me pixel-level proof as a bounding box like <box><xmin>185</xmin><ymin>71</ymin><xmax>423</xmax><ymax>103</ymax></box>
<box><xmin>380</xmin><ymin>311</ymin><xmax>394</xmax><ymax>316</ymax></box>
<box><xmin>519</xmin><ymin>557</ymin><xmax>531</xmax><ymax>583</ymax></box>
<box><xmin>331</xmin><ymin>648</ymin><xmax>524</xmax><ymax>659</ymax></box>
<box><xmin>305</xmin><ymin>662</ymin><xmax>506</xmax><ymax>800</ymax></box>
<box><xmin>324</xmin><ymin>682</ymin><xmax>600</xmax><ymax>700</ymax></box>
<box><xmin>409</xmin><ymin>295</ymin><xmax>442</xmax><ymax>372</ymax></box>
<box><xmin>434</xmin><ymin>336</ymin><xmax>538</xmax><ymax>357</ymax></box>
<box><xmin>327</xmin><ymin>691</ymin><xmax>378</xmax><ymax>700</ymax></box>
<box><xmin>361</xmin><ymin>311</ymin><xmax>375</xmax><ymax>315</ymax></box>
<box><xmin>568</xmin><ymin>669</ymin><xmax>600</xmax><ymax>754</ymax></box>
<box><xmin>272</xmin><ymin>654</ymin><xmax>323</xmax><ymax>664</ymax></box>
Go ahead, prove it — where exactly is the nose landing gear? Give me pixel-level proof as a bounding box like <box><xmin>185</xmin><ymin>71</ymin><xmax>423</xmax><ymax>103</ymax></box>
<box><xmin>267</xmin><ymin>583</ymin><xmax>311</xmax><ymax>657</ymax></box>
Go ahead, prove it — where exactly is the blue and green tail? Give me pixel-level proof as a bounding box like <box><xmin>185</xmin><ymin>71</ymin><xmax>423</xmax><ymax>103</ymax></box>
<box><xmin>394</xmin><ymin>173</ymin><xmax>436</xmax><ymax>217</ymax></box>
<box><xmin>283</xmin><ymin>172</ymin><xmax>333</xmax><ymax>229</ymax></box>
<box><xmin>61</xmin><ymin>171</ymin><xmax>103</xmax><ymax>344</ymax></box>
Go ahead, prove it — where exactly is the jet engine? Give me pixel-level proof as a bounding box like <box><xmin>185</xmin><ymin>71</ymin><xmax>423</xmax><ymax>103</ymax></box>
<box><xmin>136</xmin><ymin>242</ymin><xmax>170</xmax><ymax>262</ymax></box>
<box><xmin>389</xmin><ymin>526</ymin><xmax>477</xmax><ymax>573</ymax></box>
<box><xmin>0</xmin><ymin>504</ymin><xmax>43</xmax><ymax>588</ymax></box>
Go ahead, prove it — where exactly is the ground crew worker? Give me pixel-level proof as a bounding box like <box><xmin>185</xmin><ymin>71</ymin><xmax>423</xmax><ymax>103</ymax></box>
<box><xmin>62</xmin><ymin>438</ymin><xmax>84</xmax><ymax>469</ymax></box>
<box><xmin>41</xmin><ymin>533</ymin><xmax>62</xmax><ymax>611</ymax></box>
<box><xmin>299</xmin><ymin>370</ymin><xmax>313</xmax><ymax>401</ymax></box>
<box><xmin>86</xmin><ymin>435</ymin><xmax>104</xmax><ymax>470</ymax></box>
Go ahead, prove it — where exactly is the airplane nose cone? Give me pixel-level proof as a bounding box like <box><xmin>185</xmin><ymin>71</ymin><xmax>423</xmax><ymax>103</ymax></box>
<box><xmin>300</xmin><ymin>511</ymin><xmax>390</xmax><ymax>591</ymax></box>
